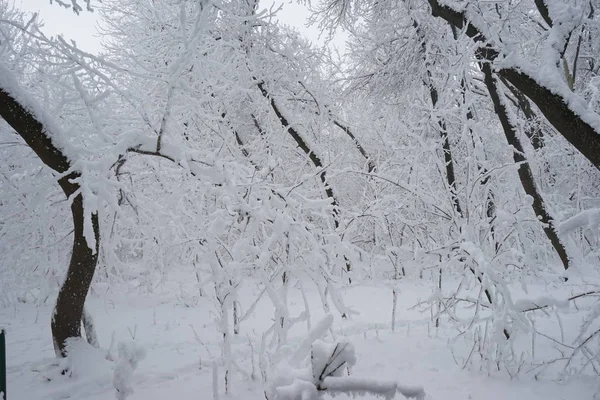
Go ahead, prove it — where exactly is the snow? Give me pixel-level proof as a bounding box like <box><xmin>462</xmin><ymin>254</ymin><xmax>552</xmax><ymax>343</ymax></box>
<box><xmin>1</xmin><ymin>278</ymin><xmax>596</xmax><ymax>400</ymax></box>
<box><xmin>291</xmin><ymin>314</ymin><xmax>334</xmax><ymax>365</ymax></box>
<box><xmin>64</xmin><ymin>338</ymin><xmax>113</xmax><ymax>382</ymax></box>
<box><xmin>514</xmin><ymin>296</ymin><xmax>570</xmax><ymax>312</ymax></box>
<box><xmin>1</xmin><ymin>1</ymin><xmax>600</xmax><ymax>399</ymax></box>
<box><xmin>113</xmin><ymin>341</ymin><xmax>146</xmax><ymax>400</ymax></box>
<box><xmin>321</xmin><ymin>377</ymin><xmax>424</xmax><ymax>400</ymax></box>
<box><xmin>275</xmin><ymin>378</ymin><xmax>318</xmax><ymax>400</ymax></box>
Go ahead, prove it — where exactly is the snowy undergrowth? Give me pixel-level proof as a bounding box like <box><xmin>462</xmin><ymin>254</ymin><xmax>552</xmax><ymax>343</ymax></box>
<box><xmin>267</xmin><ymin>314</ymin><xmax>425</xmax><ymax>400</ymax></box>
<box><xmin>1</xmin><ymin>273</ymin><xmax>598</xmax><ymax>400</ymax></box>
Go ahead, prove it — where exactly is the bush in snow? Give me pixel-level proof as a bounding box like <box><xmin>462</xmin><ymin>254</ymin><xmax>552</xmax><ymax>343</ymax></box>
<box><xmin>266</xmin><ymin>315</ymin><xmax>425</xmax><ymax>400</ymax></box>
<box><xmin>113</xmin><ymin>341</ymin><xmax>146</xmax><ymax>400</ymax></box>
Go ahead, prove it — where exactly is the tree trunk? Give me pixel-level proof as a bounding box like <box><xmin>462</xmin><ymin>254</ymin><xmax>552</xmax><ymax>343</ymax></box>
<box><xmin>428</xmin><ymin>81</ymin><xmax>463</xmax><ymax>217</ymax></box>
<box><xmin>257</xmin><ymin>82</ymin><xmax>341</xmax><ymax>228</ymax></box>
<box><xmin>415</xmin><ymin>21</ymin><xmax>462</xmax><ymax>217</ymax></box>
<box><xmin>0</xmin><ymin>87</ymin><xmax>100</xmax><ymax>356</ymax></box>
<box><xmin>481</xmin><ymin>63</ymin><xmax>571</xmax><ymax>270</ymax></box>
<box><xmin>52</xmin><ymin>182</ymin><xmax>100</xmax><ymax>356</ymax></box>
<box><xmin>257</xmin><ymin>82</ymin><xmax>353</xmax><ymax>280</ymax></box>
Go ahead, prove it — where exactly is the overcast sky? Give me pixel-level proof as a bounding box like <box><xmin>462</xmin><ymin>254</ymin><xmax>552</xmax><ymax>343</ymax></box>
<box><xmin>15</xmin><ymin>0</ymin><xmax>342</xmax><ymax>54</ymax></box>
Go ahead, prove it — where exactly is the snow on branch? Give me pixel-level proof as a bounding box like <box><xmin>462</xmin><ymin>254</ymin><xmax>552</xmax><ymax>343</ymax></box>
<box><xmin>515</xmin><ymin>291</ymin><xmax>600</xmax><ymax>313</ymax></box>
<box><xmin>558</xmin><ymin>208</ymin><xmax>600</xmax><ymax>235</ymax></box>
<box><xmin>0</xmin><ymin>62</ymin><xmax>77</xmax><ymax>169</ymax></box>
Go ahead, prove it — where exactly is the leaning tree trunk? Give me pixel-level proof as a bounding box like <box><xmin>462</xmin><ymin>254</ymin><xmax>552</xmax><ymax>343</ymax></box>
<box><xmin>481</xmin><ymin>63</ymin><xmax>571</xmax><ymax>271</ymax></box>
<box><xmin>427</xmin><ymin>80</ymin><xmax>463</xmax><ymax>217</ymax></box>
<box><xmin>414</xmin><ymin>20</ymin><xmax>463</xmax><ymax>217</ymax></box>
<box><xmin>501</xmin><ymin>78</ymin><xmax>545</xmax><ymax>151</ymax></box>
<box><xmin>257</xmin><ymin>81</ymin><xmax>356</xmax><ymax>283</ymax></box>
<box><xmin>257</xmin><ymin>82</ymin><xmax>341</xmax><ymax>228</ymax></box>
<box><xmin>0</xmin><ymin>87</ymin><xmax>100</xmax><ymax>357</ymax></box>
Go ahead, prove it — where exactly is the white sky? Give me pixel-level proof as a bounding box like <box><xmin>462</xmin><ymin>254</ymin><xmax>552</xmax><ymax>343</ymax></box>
<box><xmin>16</xmin><ymin>0</ymin><xmax>103</xmax><ymax>52</ymax></box>
<box><xmin>15</xmin><ymin>0</ymin><xmax>343</xmax><ymax>54</ymax></box>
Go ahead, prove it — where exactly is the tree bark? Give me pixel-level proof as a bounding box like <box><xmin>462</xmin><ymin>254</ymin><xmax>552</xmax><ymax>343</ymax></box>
<box><xmin>0</xmin><ymin>87</ymin><xmax>99</xmax><ymax>356</ymax></box>
<box><xmin>51</xmin><ymin>189</ymin><xmax>99</xmax><ymax>356</ymax></box>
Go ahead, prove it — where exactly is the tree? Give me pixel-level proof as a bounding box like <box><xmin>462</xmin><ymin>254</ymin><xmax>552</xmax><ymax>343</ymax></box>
<box><xmin>0</xmin><ymin>7</ymin><xmax>99</xmax><ymax>355</ymax></box>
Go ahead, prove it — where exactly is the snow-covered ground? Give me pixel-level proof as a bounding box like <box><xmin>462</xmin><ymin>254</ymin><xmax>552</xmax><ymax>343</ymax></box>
<box><xmin>1</xmin><ymin>276</ymin><xmax>598</xmax><ymax>400</ymax></box>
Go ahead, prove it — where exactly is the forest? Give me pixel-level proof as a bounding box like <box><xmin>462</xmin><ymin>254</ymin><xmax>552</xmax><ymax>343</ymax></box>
<box><xmin>0</xmin><ymin>0</ymin><xmax>599</xmax><ymax>399</ymax></box>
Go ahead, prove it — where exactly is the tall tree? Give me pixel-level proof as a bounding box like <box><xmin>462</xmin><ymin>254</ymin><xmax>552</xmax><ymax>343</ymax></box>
<box><xmin>0</xmin><ymin>70</ymin><xmax>99</xmax><ymax>356</ymax></box>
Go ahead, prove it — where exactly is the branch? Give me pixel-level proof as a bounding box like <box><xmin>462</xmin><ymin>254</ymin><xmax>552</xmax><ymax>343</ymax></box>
<box><xmin>331</xmin><ymin>119</ymin><xmax>376</xmax><ymax>172</ymax></box>
<box><xmin>0</xmin><ymin>86</ymin><xmax>79</xmax><ymax>194</ymax></box>
<box><xmin>297</xmin><ymin>81</ymin><xmax>375</xmax><ymax>172</ymax></box>
<box><xmin>534</xmin><ymin>0</ymin><xmax>553</xmax><ymax>28</ymax></box>
<box><xmin>519</xmin><ymin>291</ymin><xmax>600</xmax><ymax>312</ymax></box>
<box><xmin>0</xmin><ymin>85</ymin><xmax>70</xmax><ymax>173</ymax></box>
<box><xmin>257</xmin><ymin>81</ymin><xmax>341</xmax><ymax>227</ymax></box>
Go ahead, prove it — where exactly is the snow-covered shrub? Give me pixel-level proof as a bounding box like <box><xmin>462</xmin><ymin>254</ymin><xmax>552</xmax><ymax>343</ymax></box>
<box><xmin>266</xmin><ymin>314</ymin><xmax>425</xmax><ymax>400</ymax></box>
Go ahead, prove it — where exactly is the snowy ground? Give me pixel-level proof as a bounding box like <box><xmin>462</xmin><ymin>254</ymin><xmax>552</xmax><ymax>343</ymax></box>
<box><xmin>1</xmin><ymin>276</ymin><xmax>598</xmax><ymax>400</ymax></box>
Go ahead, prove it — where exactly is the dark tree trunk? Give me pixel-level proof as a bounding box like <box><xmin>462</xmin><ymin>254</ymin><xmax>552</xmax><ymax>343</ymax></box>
<box><xmin>415</xmin><ymin>21</ymin><xmax>462</xmax><ymax>217</ymax></box>
<box><xmin>52</xmin><ymin>184</ymin><xmax>100</xmax><ymax>356</ymax></box>
<box><xmin>481</xmin><ymin>64</ymin><xmax>571</xmax><ymax>270</ymax></box>
<box><xmin>331</xmin><ymin>119</ymin><xmax>376</xmax><ymax>173</ymax></box>
<box><xmin>257</xmin><ymin>82</ymin><xmax>353</xmax><ymax>282</ymax></box>
<box><xmin>428</xmin><ymin>82</ymin><xmax>463</xmax><ymax>217</ymax></box>
<box><xmin>257</xmin><ymin>82</ymin><xmax>341</xmax><ymax>228</ymax></box>
<box><xmin>0</xmin><ymin>87</ymin><xmax>100</xmax><ymax>356</ymax></box>
<box><xmin>296</xmin><ymin>82</ymin><xmax>375</xmax><ymax>173</ymax></box>
<box><xmin>458</xmin><ymin>77</ymin><xmax>499</xmax><ymax>249</ymax></box>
